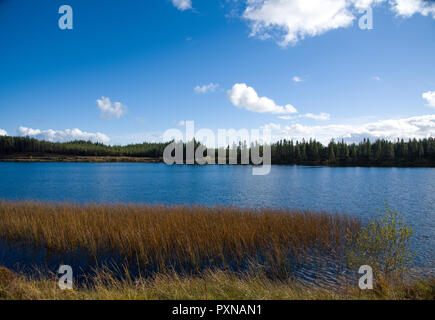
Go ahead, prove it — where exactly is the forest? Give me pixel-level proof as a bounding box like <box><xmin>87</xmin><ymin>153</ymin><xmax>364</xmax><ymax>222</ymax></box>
<box><xmin>269</xmin><ymin>137</ymin><xmax>435</xmax><ymax>166</ymax></box>
<box><xmin>0</xmin><ymin>135</ymin><xmax>434</xmax><ymax>166</ymax></box>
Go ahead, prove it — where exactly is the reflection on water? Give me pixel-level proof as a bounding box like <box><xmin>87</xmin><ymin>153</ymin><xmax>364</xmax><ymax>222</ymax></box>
<box><xmin>0</xmin><ymin>240</ymin><xmax>353</xmax><ymax>285</ymax></box>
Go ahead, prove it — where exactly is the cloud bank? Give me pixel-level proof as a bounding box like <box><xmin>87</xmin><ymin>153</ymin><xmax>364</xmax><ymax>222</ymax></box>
<box><xmin>97</xmin><ymin>96</ymin><xmax>127</xmax><ymax>120</ymax></box>
<box><xmin>227</xmin><ymin>83</ymin><xmax>298</xmax><ymax>114</ymax></box>
<box><xmin>263</xmin><ymin>114</ymin><xmax>435</xmax><ymax>144</ymax></box>
<box><xmin>242</xmin><ymin>0</ymin><xmax>435</xmax><ymax>46</ymax></box>
<box><xmin>171</xmin><ymin>0</ymin><xmax>192</xmax><ymax>11</ymax></box>
<box><xmin>17</xmin><ymin>127</ymin><xmax>110</xmax><ymax>144</ymax></box>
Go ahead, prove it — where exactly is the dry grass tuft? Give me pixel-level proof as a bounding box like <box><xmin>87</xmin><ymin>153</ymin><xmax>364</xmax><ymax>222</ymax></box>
<box><xmin>0</xmin><ymin>266</ymin><xmax>16</xmax><ymax>287</ymax></box>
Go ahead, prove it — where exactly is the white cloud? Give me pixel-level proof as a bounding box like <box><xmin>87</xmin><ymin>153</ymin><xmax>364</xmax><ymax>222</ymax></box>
<box><xmin>241</xmin><ymin>0</ymin><xmax>434</xmax><ymax>46</ymax></box>
<box><xmin>263</xmin><ymin>114</ymin><xmax>435</xmax><ymax>144</ymax></box>
<box><xmin>423</xmin><ymin>91</ymin><xmax>435</xmax><ymax>108</ymax></box>
<box><xmin>17</xmin><ymin>127</ymin><xmax>110</xmax><ymax>144</ymax></box>
<box><xmin>292</xmin><ymin>76</ymin><xmax>304</xmax><ymax>83</ymax></box>
<box><xmin>0</xmin><ymin>129</ymin><xmax>7</xmax><ymax>136</ymax></box>
<box><xmin>243</xmin><ymin>0</ymin><xmax>356</xmax><ymax>46</ymax></box>
<box><xmin>372</xmin><ymin>76</ymin><xmax>381</xmax><ymax>81</ymax></box>
<box><xmin>171</xmin><ymin>0</ymin><xmax>192</xmax><ymax>11</ymax></box>
<box><xmin>390</xmin><ymin>0</ymin><xmax>435</xmax><ymax>18</ymax></box>
<box><xmin>177</xmin><ymin>120</ymin><xmax>186</xmax><ymax>126</ymax></box>
<box><xmin>304</xmin><ymin>112</ymin><xmax>331</xmax><ymax>121</ymax></box>
<box><xmin>194</xmin><ymin>83</ymin><xmax>219</xmax><ymax>94</ymax></box>
<box><xmin>279</xmin><ymin>112</ymin><xmax>331</xmax><ymax>121</ymax></box>
<box><xmin>227</xmin><ymin>83</ymin><xmax>298</xmax><ymax>114</ymax></box>
<box><xmin>278</xmin><ymin>115</ymin><xmax>295</xmax><ymax>120</ymax></box>
<box><xmin>97</xmin><ymin>96</ymin><xmax>127</xmax><ymax>120</ymax></box>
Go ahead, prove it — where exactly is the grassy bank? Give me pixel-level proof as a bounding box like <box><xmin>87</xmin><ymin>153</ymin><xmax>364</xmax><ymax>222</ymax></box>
<box><xmin>1</xmin><ymin>268</ymin><xmax>433</xmax><ymax>300</ymax></box>
<box><xmin>0</xmin><ymin>201</ymin><xmax>432</xmax><ymax>300</ymax></box>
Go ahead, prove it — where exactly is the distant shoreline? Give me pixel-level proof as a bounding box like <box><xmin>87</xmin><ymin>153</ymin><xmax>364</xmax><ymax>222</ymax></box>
<box><xmin>0</xmin><ymin>155</ymin><xmax>162</xmax><ymax>163</ymax></box>
<box><xmin>1</xmin><ymin>136</ymin><xmax>435</xmax><ymax>167</ymax></box>
<box><xmin>0</xmin><ymin>155</ymin><xmax>434</xmax><ymax>167</ymax></box>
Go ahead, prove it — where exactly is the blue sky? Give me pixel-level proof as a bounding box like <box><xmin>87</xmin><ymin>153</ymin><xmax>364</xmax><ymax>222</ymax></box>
<box><xmin>0</xmin><ymin>0</ymin><xmax>434</xmax><ymax>145</ymax></box>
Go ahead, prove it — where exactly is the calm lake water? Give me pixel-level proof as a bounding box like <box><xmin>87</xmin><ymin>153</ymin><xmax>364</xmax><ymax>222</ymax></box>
<box><xmin>0</xmin><ymin>162</ymin><xmax>434</xmax><ymax>274</ymax></box>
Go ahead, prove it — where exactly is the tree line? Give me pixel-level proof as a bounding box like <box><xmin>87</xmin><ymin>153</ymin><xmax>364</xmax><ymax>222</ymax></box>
<box><xmin>0</xmin><ymin>135</ymin><xmax>434</xmax><ymax>166</ymax></box>
<box><xmin>270</xmin><ymin>138</ymin><xmax>435</xmax><ymax>166</ymax></box>
<box><xmin>0</xmin><ymin>136</ymin><xmax>167</xmax><ymax>158</ymax></box>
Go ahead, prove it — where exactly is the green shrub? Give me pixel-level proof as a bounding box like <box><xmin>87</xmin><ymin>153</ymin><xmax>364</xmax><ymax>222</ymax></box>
<box><xmin>346</xmin><ymin>203</ymin><xmax>415</xmax><ymax>280</ymax></box>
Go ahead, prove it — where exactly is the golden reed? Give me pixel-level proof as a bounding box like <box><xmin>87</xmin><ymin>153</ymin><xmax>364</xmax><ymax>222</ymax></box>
<box><xmin>0</xmin><ymin>201</ymin><xmax>359</xmax><ymax>275</ymax></box>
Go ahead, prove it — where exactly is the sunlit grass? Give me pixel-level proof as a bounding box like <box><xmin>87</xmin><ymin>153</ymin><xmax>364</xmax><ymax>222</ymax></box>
<box><xmin>0</xmin><ymin>201</ymin><xmax>432</xmax><ymax>300</ymax></box>
<box><xmin>1</xmin><ymin>267</ymin><xmax>433</xmax><ymax>300</ymax></box>
<box><xmin>0</xmin><ymin>201</ymin><xmax>359</xmax><ymax>276</ymax></box>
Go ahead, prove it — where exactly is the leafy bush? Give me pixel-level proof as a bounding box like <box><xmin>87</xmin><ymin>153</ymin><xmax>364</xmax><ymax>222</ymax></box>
<box><xmin>346</xmin><ymin>203</ymin><xmax>415</xmax><ymax>280</ymax></box>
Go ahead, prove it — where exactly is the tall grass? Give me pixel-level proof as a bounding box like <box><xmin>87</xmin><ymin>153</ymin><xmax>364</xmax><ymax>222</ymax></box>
<box><xmin>0</xmin><ymin>201</ymin><xmax>359</xmax><ymax>277</ymax></box>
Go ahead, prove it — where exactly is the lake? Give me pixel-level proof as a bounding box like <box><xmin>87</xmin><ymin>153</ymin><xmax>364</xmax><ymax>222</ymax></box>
<box><xmin>0</xmin><ymin>162</ymin><xmax>434</xmax><ymax>273</ymax></box>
